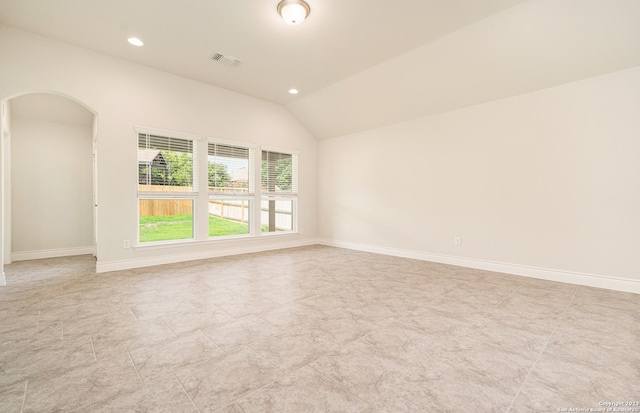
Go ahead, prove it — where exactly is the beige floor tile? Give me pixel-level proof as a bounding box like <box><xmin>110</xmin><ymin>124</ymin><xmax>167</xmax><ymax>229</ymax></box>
<box><xmin>79</xmin><ymin>375</ymin><xmax>199</xmax><ymax>412</ymax></box>
<box><xmin>224</xmin><ymin>273</ymin><xmax>309</xmax><ymax>295</ymax></box>
<box><xmin>103</xmin><ymin>289</ymin><xmax>167</xmax><ymax>307</ymax></box>
<box><xmin>508</xmin><ymin>379</ymin><xmax>587</xmax><ymax>413</ymax></box>
<box><xmin>0</xmin><ymin>311</ymin><xmax>39</xmax><ymax>347</ymax></box>
<box><xmin>174</xmin><ymin>346</ymin><xmax>284</xmax><ymax>412</ymax></box>
<box><xmin>398</xmin><ymin>358</ymin><xmax>516</xmax><ymax>413</ymax></box>
<box><xmin>200</xmin><ymin>314</ymin><xmax>282</xmax><ymax>351</ymax></box>
<box><xmin>559</xmin><ymin>303</ymin><xmax>640</xmax><ymax>341</ymax></box>
<box><xmin>161</xmin><ymin>309</ymin><xmax>232</xmax><ymax>336</ymax></box>
<box><xmin>303</xmin><ymin>314</ymin><xmax>380</xmax><ymax>345</ymax></box>
<box><xmin>310</xmin><ymin>325</ymin><xmax>436</xmax><ymax>403</ymax></box>
<box><xmin>90</xmin><ymin>318</ymin><xmax>177</xmax><ymax>357</ymax></box>
<box><xmin>258</xmin><ymin>302</ymin><xmax>331</xmax><ymax>329</ymax></box>
<box><xmin>58</xmin><ymin>311</ymin><xmax>139</xmax><ymax>340</ymax></box>
<box><xmin>0</xmin><ymin>335</ymin><xmax>96</xmax><ymax>387</ymax></box>
<box><xmin>573</xmin><ymin>286</ymin><xmax>640</xmax><ymax>310</ymax></box>
<box><xmin>215</xmin><ymin>403</ymin><xmax>245</xmax><ymax>412</ymax></box>
<box><xmin>22</xmin><ymin>357</ymin><xmax>141</xmax><ymax>412</ymax></box>
<box><xmin>49</xmin><ymin>294</ymin><xmax>112</xmax><ymax>318</ymax></box>
<box><xmin>544</xmin><ymin>327</ymin><xmax>639</xmax><ymax>378</ymax></box>
<box><xmin>128</xmin><ymin>330</ymin><xmax>225</xmax><ymax>382</ymax></box>
<box><xmin>338</xmin><ymin>299</ymin><xmax>409</xmax><ymax>326</ymax></box>
<box><xmin>489</xmin><ymin>296</ymin><xmax>568</xmax><ymax>326</ymax></box>
<box><xmin>210</xmin><ymin>292</ymin><xmax>283</xmax><ymax>318</ymax></box>
<box><xmin>302</xmin><ymin>291</ymin><xmax>370</xmax><ymax>316</ymax></box>
<box><xmin>178</xmin><ymin>287</ymin><xmax>238</xmax><ymax>312</ymax></box>
<box><xmin>359</xmin><ymin>393</ymin><xmax>423</xmax><ymax>413</ymax></box>
<box><xmin>0</xmin><ymin>311</ymin><xmax>39</xmax><ymax>335</ymax></box>
<box><xmin>435</xmin><ymin>335</ymin><xmax>535</xmax><ymax>392</ymax></box>
<box><xmin>129</xmin><ymin>298</ymin><xmax>200</xmax><ymax>321</ymax></box>
<box><xmin>0</xmin><ymin>381</ymin><xmax>27</xmax><ymax>413</ymax></box>
<box><xmin>2</xmin><ymin>247</ymin><xmax>637</xmax><ymax>412</ymax></box>
<box><xmin>528</xmin><ymin>352</ymin><xmax>639</xmax><ymax>404</ymax></box>
<box><xmin>399</xmin><ymin>309</ymin><xmax>476</xmax><ymax>337</ymax></box>
<box><xmin>200</xmin><ymin>274</ymin><xmax>249</xmax><ymax>290</ymax></box>
<box><xmin>236</xmin><ymin>366</ymin><xmax>367</xmax><ymax>412</ymax></box>
<box><xmin>248</xmin><ymin>325</ymin><xmax>341</xmax><ymax>373</ymax></box>
<box><xmin>462</xmin><ymin>315</ymin><xmax>551</xmax><ymax>357</ymax></box>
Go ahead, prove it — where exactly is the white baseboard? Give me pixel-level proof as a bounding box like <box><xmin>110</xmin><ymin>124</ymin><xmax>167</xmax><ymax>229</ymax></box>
<box><xmin>0</xmin><ymin>272</ymin><xmax>5</xmax><ymax>286</ymax></box>
<box><xmin>318</xmin><ymin>239</ymin><xmax>640</xmax><ymax>294</ymax></box>
<box><xmin>96</xmin><ymin>238</ymin><xmax>319</xmax><ymax>273</ymax></box>
<box><xmin>12</xmin><ymin>246</ymin><xmax>95</xmax><ymax>262</ymax></box>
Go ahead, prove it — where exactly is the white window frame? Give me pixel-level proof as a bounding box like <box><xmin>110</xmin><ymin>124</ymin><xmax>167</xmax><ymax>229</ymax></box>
<box><xmin>207</xmin><ymin>137</ymin><xmax>257</xmax><ymax>239</ymax></box>
<box><xmin>260</xmin><ymin>146</ymin><xmax>299</xmax><ymax>235</ymax></box>
<box><xmin>134</xmin><ymin>129</ymin><xmax>300</xmax><ymax>250</ymax></box>
<box><xmin>136</xmin><ymin>127</ymin><xmax>201</xmax><ymax>246</ymax></box>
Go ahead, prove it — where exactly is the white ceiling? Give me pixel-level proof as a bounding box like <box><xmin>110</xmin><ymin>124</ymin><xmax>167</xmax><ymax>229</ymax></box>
<box><xmin>287</xmin><ymin>0</ymin><xmax>640</xmax><ymax>139</ymax></box>
<box><xmin>0</xmin><ymin>0</ymin><xmax>525</xmax><ymax>106</ymax></box>
<box><xmin>1</xmin><ymin>0</ymin><xmax>639</xmax><ymax>140</ymax></box>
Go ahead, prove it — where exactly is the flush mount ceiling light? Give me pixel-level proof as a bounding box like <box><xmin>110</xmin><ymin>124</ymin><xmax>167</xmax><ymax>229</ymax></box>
<box><xmin>288</xmin><ymin>89</ymin><xmax>299</xmax><ymax>94</ymax></box>
<box><xmin>277</xmin><ymin>0</ymin><xmax>310</xmax><ymax>25</ymax></box>
<box><xmin>127</xmin><ymin>37</ymin><xmax>144</xmax><ymax>46</ymax></box>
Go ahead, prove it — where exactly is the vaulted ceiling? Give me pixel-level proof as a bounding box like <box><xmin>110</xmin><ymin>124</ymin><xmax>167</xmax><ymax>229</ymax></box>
<box><xmin>1</xmin><ymin>0</ymin><xmax>639</xmax><ymax>140</ymax></box>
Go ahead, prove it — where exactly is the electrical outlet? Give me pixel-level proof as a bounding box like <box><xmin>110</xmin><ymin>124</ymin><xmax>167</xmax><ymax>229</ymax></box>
<box><xmin>123</xmin><ymin>240</ymin><xmax>130</xmax><ymax>249</ymax></box>
<box><xmin>454</xmin><ymin>237</ymin><xmax>461</xmax><ymax>246</ymax></box>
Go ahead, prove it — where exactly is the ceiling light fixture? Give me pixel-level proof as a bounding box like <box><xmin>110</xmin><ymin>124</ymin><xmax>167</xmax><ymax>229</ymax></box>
<box><xmin>127</xmin><ymin>37</ymin><xmax>144</xmax><ymax>47</ymax></box>
<box><xmin>277</xmin><ymin>0</ymin><xmax>310</xmax><ymax>25</ymax></box>
<box><xmin>288</xmin><ymin>89</ymin><xmax>299</xmax><ymax>94</ymax></box>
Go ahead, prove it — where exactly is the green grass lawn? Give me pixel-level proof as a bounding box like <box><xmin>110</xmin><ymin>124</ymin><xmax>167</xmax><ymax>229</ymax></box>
<box><xmin>209</xmin><ymin>215</ymin><xmax>250</xmax><ymax>237</ymax></box>
<box><xmin>139</xmin><ymin>214</ymin><xmax>250</xmax><ymax>242</ymax></box>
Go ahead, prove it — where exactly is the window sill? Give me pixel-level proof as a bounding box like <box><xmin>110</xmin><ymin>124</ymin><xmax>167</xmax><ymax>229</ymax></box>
<box><xmin>133</xmin><ymin>231</ymin><xmax>300</xmax><ymax>251</ymax></box>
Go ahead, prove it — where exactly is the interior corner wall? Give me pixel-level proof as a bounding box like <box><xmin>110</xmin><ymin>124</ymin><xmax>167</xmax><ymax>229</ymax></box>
<box><xmin>318</xmin><ymin>66</ymin><xmax>640</xmax><ymax>283</ymax></box>
<box><xmin>0</xmin><ymin>100</ymin><xmax>9</xmax><ymax>275</ymax></box>
<box><xmin>0</xmin><ymin>25</ymin><xmax>318</xmax><ymax>270</ymax></box>
<box><xmin>10</xmin><ymin>117</ymin><xmax>93</xmax><ymax>254</ymax></box>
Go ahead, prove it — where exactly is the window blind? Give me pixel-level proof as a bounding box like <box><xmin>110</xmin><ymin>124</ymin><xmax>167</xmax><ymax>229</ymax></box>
<box><xmin>261</xmin><ymin>150</ymin><xmax>298</xmax><ymax>194</ymax></box>
<box><xmin>138</xmin><ymin>133</ymin><xmax>193</xmax><ymax>153</ymax></box>
<box><xmin>208</xmin><ymin>143</ymin><xmax>254</xmax><ymax>195</ymax></box>
<box><xmin>138</xmin><ymin>132</ymin><xmax>198</xmax><ymax>191</ymax></box>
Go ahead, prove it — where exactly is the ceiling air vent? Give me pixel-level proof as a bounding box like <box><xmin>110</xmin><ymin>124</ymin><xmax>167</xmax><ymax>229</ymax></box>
<box><xmin>210</xmin><ymin>52</ymin><xmax>242</xmax><ymax>67</ymax></box>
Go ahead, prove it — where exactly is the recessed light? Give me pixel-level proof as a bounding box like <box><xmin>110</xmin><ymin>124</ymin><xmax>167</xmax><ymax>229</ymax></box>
<box><xmin>127</xmin><ymin>37</ymin><xmax>144</xmax><ymax>47</ymax></box>
<box><xmin>288</xmin><ymin>89</ymin><xmax>299</xmax><ymax>94</ymax></box>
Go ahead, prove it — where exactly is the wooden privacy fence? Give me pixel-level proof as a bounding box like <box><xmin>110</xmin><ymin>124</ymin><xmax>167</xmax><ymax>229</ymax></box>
<box><xmin>138</xmin><ymin>185</ymin><xmax>251</xmax><ymax>217</ymax></box>
<box><xmin>139</xmin><ymin>185</ymin><xmax>193</xmax><ymax>216</ymax></box>
<box><xmin>139</xmin><ymin>199</ymin><xmax>193</xmax><ymax>216</ymax></box>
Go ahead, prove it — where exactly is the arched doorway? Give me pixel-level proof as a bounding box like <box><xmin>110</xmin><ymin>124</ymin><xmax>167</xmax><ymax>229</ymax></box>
<box><xmin>1</xmin><ymin>92</ymin><xmax>98</xmax><ymax>285</ymax></box>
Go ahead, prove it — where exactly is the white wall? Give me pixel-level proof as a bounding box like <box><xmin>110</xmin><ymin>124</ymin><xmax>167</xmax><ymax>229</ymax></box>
<box><xmin>0</xmin><ymin>25</ymin><xmax>318</xmax><ymax>271</ymax></box>
<box><xmin>10</xmin><ymin>117</ymin><xmax>93</xmax><ymax>254</ymax></box>
<box><xmin>319</xmin><ymin>66</ymin><xmax>640</xmax><ymax>285</ymax></box>
<box><xmin>0</xmin><ymin>100</ymin><xmax>9</xmax><ymax>283</ymax></box>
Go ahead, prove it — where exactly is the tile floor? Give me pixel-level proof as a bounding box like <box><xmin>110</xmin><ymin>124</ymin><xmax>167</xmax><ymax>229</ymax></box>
<box><xmin>0</xmin><ymin>245</ymin><xmax>638</xmax><ymax>412</ymax></box>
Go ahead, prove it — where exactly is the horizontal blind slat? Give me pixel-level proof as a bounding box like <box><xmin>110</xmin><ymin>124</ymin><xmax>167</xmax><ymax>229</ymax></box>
<box><xmin>208</xmin><ymin>142</ymin><xmax>253</xmax><ymax>195</ymax></box>
<box><xmin>262</xmin><ymin>150</ymin><xmax>297</xmax><ymax>195</ymax></box>
<box><xmin>138</xmin><ymin>132</ymin><xmax>196</xmax><ymax>192</ymax></box>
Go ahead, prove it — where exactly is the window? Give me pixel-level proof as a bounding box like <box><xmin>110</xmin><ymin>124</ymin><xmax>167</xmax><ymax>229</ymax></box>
<box><xmin>135</xmin><ymin>129</ymin><xmax>298</xmax><ymax>246</ymax></box>
<box><xmin>137</xmin><ymin>130</ymin><xmax>199</xmax><ymax>243</ymax></box>
<box><xmin>208</xmin><ymin>141</ymin><xmax>255</xmax><ymax>237</ymax></box>
<box><xmin>261</xmin><ymin>150</ymin><xmax>298</xmax><ymax>233</ymax></box>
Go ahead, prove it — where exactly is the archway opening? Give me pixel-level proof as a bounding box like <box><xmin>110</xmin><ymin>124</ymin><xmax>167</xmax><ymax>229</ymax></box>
<box><xmin>1</xmin><ymin>92</ymin><xmax>97</xmax><ymax>282</ymax></box>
